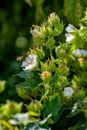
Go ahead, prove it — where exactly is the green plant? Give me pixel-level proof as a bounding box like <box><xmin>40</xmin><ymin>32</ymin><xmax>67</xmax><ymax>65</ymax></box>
<box><xmin>1</xmin><ymin>0</ymin><xmax>87</xmax><ymax>104</ymax></box>
<box><xmin>1</xmin><ymin>9</ymin><xmax>87</xmax><ymax>130</ymax></box>
<box><xmin>15</xmin><ymin>10</ymin><xmax>87</xmax><ymax>130</ymax></box>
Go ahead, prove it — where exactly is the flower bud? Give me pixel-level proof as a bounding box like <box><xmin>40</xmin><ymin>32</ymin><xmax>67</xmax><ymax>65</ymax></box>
<box><xmin>41</xmin><ymin>71</ymin><xmax>51</xmax><ymax>81</ymax></box>
<box><xmin>30</xmin><ymin>29</ymin><xmax>39</xmax><ymax>37</ymax></box>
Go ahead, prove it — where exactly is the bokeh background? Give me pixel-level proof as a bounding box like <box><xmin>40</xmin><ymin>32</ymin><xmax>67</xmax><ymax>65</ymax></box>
<box><xmin>0</xmin><ymin>0</ymin><xmax>87</xmax><ymax>103</ymax></box>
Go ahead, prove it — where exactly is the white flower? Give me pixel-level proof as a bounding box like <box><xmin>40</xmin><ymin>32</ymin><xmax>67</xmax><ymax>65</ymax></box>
<box><xmin>66</xmin><ymin>24</ymin><xmax>75</xmax><ymax>33</ymax></box>
<box><xmin>65</xmin><ymin>24</ymin><xmax>75</xmax><ymax>42</ymax></box>
<box><xmin>9</xmin><ymin>113</ymin><xmax>28</xmax><ymax>125</ymax></box>
<box><xmin>63</xmin><ymin>87</ymin><xmax>74</xmax><ymax>98</ymax></box>
<box><xmin>50</xmin><ymin>12</ymin><xmax>57</xmax><ymax>19</ymax></box>
<box><xmin>73</xmin><ymin>49</ymin><xmax>82</xmax><ymax>56</ymax></box>
<box><xmin>21</xmin><ymin>54</ymin><xmax>37</xmax><ymax>70</ymax></box>
<box><xmin>73</xmin><ymin>49</ymin><xmax>87</xmax><ymax>57</ymax></box>
<box><xmin>65</xmin><ymin>33</ymin><xmax>74</xmax><ymax>42</ymax></box>
<box><xmin>30</xmin><ymin>29</ymin><xmax>39</xmax><ymax>37</ymax></box>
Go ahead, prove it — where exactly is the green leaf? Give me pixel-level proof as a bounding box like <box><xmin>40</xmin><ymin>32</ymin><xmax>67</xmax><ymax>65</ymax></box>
<box><xmin>24</xmin><ymin>124</ymin><xmax>51</xmax><ymax>130</ymax></box>
<box><xmin>27</xmin><ymin>100</ymin><xmax>43</xmax><ymax>117</ymax></box>
<box><xmin>49</xmin><ymin>73</ymin><xmax>59</xmax><ymax>86</ymax></box>
<box><xmin>71</xmin><ymin>32</ymin><xmax>85</xmax><ymax>51</ymax></box>
<box><xmin>39</xmin><ymin>114</ymin><xmax>52</xmax><ymax>125</ymax></box>
<box><xmin>28</xmin><ymin>111</ymin><xmax>40</xmax><ymax>117</ymax></box>
<box><xmin>68</xmin><ymin>110</ymin><xmax>81</xmax><ymax>118</ymax></box>
<box><xmin>17</xmin><ymin>71</ymin><xmax>41</xmax><ymax>89</ymax></box>
<box><xmin>16</xmin><ymin>82</ymin><xmax>32</xmax><ymax>89</ymax></box>
<box><xmin>79</xmin><ymin>26</ymin><xmax>87</xmax><ymax>40</ymax></box>
<box><xmin>17</xmin><ymin>71</ymin><xmax>28</xmax><ymax>78</ymax></box>
<box><xmin>17</xmin><ymin>71</ymin><xmax>38</xmax><ymax>79</ymax></box>
<box><xmin>72</xmin><ymin>34</ymin><xmax>85</xmax><ymax>49</ymax></box>
<box><xmin>16</xmin><ymin>71</ymin><xmax>42</xmax><ymax>98</ymax></box>
<box><xmin>42</xmin><ymin>95</ymin><xmax>62</xmax><ymax>121</ymax></box>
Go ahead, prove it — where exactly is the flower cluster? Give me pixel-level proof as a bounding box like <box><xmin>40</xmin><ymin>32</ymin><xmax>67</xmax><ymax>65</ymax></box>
<box><xmin>16</xmin><ymin>11</ymin><xmax>87</xmax><ymax>130</ymax></box>
<box><xmin>30</xmin><ymin>12</ymin><xmax>63</xmax><ymax>48</ymax></box>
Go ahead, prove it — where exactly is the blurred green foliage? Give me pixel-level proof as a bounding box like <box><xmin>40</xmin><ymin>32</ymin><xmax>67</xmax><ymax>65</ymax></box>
<box><xmin>0</xmin><ymin>0</ymin><xmax>87</xmax><ymax>103</ymax></box>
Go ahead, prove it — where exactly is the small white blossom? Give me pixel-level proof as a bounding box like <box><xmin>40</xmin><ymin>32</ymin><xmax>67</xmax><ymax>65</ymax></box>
<box><xmin>73</xmin><ymin>49</ymin><xmax>82</xmax><ymax>56</ymax></box>
<box><xmin>64</xmin><ymin>87</ymin><xmax>74</xmax><ymax>98</ymax></box>
<box><xmin>65</xmin><ymin>24</ymin><xmax>75</xmax><ymax>42</ymax></box>
<box><xmin>66</xmin><ymin>24</ymin><xmax>75</xmax><ymax>33</ymax></box>
<box><xmin>30</xmin><ymin>29</ymin><xmax>39</xmax><ymax>37</ymax></box>
<box><xmin>73</xmin><ymin>49</ymin><xmax>87</xmax><ymax>57</ymax></box>
<box><xmin>9</xmin><ymin>113</ymin><xmax>28</xmax><ymax>125</ymax></box>
<box><xmin>50</xmin><ymin>12</ymin><xmax>57</xmax><ymax>19</ymax></box>
<box><xmin>21</xmin><ymin>54</ymin><xmax>37</xmax><ymax>70</ymax></box>
<box><xmin>65</xmin><ymin>33</ymin><xmax>74</xmax><ymax>42</ymax></box>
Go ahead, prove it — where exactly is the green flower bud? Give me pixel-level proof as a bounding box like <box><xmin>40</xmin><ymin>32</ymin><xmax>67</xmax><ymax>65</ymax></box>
<box><xmin>48</xmin><ymin>12</ymin><xmax>59</xmax><ymax>24</ymax></box>
<box><xmin>56</xmin><ymin>47</ymin><xmax>66</xmax><ymax>57</ymax></box>
<box><xmin>36</xmin><ymin>47</ymin><xmax>45</xmax><ymax>59</ymax></box>
<box><xmin>27</xmin><ymin>100</ymin><xmax>42</xmax><ymax>114</ymax></box>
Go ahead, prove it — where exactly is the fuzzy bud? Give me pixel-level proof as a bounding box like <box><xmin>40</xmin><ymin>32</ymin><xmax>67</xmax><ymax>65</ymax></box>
<box><xmin>41</xmin><ymin>71</ymin><xmax>51</xmax><ymax>81</ymax></box>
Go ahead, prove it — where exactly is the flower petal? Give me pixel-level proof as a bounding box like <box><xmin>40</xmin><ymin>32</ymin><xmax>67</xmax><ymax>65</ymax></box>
<box><xmin>66</xmin><ymin>24</ymin><xmax>74</xmax><ymax>33</ymax></box>
<box><xmin>21</xmin><ymin>54</ymin><xmax>37</xmax><ymax>70</ymax></box>
<box><xmin>65</xmin><ymin>33</ymin><xmax>74</xmax><ymax>42</ymax></box>
<box><xmin>64</xmin><ymin>87</ymin><xmax>74</xmax><ymax>98</ymax></box>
